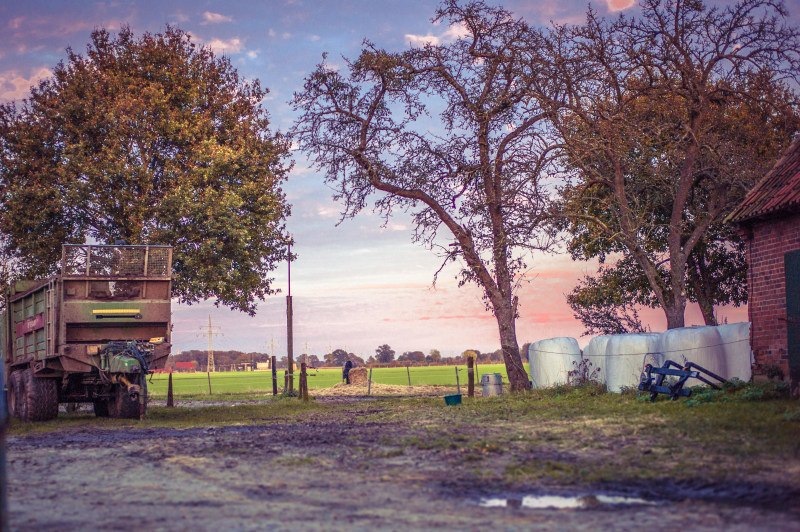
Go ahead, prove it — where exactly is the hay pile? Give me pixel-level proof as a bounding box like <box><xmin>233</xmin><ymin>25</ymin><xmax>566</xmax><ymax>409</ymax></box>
<box><xmin>312</xmin><ymin>381</ymin><xmax>459</xmax><ymax>397</ymax></box>
<box><xmin>347</xmin><ymin>367</ymin><xmax>368</xmax><ymax>385</ymax></box>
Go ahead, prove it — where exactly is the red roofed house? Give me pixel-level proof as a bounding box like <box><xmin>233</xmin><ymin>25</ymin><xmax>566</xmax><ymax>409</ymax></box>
<box><xmin>174</xmin><ymin>361</ymin><xmax>198</xmax><ymax>373</ymax></box>
<box><xmin>728</xmin><ymin>137</ymin><xmax>800</xmax><ymax>397</ymax></box>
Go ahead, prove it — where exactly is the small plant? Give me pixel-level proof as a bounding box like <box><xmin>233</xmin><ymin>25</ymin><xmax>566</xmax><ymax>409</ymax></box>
<box><xmin>761</xmin><ymin>364</ymin><xmax>785</xmax><ymax>382</ymax></box>
<box><xmin>568</xmin><ymin>359</ymin><xmax>601</xmax><ymax>385</ymax></box>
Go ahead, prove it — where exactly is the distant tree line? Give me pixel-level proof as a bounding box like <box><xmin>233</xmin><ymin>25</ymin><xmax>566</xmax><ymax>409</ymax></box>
<box><xmin>168</xmin><ymin>344</ymin><xmax>512</xmax><ymax>370</ymax></box>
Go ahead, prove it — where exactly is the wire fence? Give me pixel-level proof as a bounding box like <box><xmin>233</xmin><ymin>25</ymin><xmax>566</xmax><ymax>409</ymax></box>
<box><xmin>146</xmin><ymin>364</ymin><xmax>521</xmax><ymax>397</ymax></box>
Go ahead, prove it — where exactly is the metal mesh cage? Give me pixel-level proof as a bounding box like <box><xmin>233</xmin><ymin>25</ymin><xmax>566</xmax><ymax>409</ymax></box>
<box><xmin>147</xmin><ymin>247</ymin><xmax>171</xmax><ymax>276</ymax></box>
<box><xmin>62</xmin><ymin>245</ymin><xmax>171</xmax><ymax>278</ymax></box>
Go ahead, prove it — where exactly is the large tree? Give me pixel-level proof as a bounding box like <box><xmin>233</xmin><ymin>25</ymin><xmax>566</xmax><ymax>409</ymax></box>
<box><xmin>0</xmin><ymin>26</ymin><xmax>291</xmax><ymax>314</ymax></box>
<box><xmin>375</xmin><ymin>344</ymin><xmax>396</xmax><ymax>364</ymax></box>
<box><xmin>540</xmin><ymin>0</ymin><xmax>800</xmax><ymax>329</ymax></box>
<box><xmin>292</xmin><ymin>1</ymin><xmax>557</xmax><ymax>390</ymax></box>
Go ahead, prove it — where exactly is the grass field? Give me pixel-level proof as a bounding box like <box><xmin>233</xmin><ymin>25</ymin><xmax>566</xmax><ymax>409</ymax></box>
<box><xmin>146</xmin><ymin>363</ymin><xmax>521</xmax><ymax>398</ymax></box>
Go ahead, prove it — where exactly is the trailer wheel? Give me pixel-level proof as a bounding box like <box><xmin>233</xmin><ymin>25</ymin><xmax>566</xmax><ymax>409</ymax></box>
<box><xmin>7</xmin><ymin>370</ymin><xmax>23</xmax><ymax>419</ymax></box>
<box><xmin>110</xmin><ymin>383</ymin><xmax>142</xmax><ymax>419</ymax></box>
<box><xmin>20</xmin><ymin>369</ymin><xmax>58</xmax><ymax>422</ymax></box>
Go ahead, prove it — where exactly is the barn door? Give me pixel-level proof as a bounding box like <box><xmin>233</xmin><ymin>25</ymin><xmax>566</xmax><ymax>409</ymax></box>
<box><xmin>786</xmin><ymin>250</ymin><xmax>800</xmax><ymax>394</ymax></box>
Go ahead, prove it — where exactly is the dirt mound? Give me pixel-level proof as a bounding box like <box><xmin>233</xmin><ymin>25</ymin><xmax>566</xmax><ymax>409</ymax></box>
<box><xmin>347</xmin><ymin>367</ymin><xmax>368</xmax><ymax>385</ymax></box>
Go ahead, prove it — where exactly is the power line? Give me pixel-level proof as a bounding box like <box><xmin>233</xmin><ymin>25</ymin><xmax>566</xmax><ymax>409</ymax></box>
<box><xmin>198</xmin><ymin>314</ymin><xmax>223</xmax><ymax>372</ymax></box>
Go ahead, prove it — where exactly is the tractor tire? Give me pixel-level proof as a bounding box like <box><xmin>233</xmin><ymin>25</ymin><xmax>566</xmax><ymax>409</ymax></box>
<box><xmin>20</xmin><ymin>368</ymin><xmax>59</xmax><ymax>422</ymax></box>
<box><xmin>93</xmin><ymin>398</ymin><xmax>110</xmax><ymax>417</ymax></box>
<box><xmin>7</xmin><ymin>370</ymin><xmax>23</xmax><ymax>420</ymax></box>
<box><xmin>109</xmin><ymin>383</ymin><xmax>143</xmax><ymax>419</ymax></box>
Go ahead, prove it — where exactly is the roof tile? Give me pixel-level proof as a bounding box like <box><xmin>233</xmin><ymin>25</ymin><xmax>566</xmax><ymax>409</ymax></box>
<box><xmin>728</xmin><ymin>136</ymin><xmax>800</xmax><ymax>223</ymax></box>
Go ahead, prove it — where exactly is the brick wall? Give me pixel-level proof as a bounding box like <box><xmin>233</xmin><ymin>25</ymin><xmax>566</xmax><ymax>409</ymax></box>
<box><xmin>744</xmin><ymin>211</ymin><xmax>800</xmax><ymax>378</ymax></box>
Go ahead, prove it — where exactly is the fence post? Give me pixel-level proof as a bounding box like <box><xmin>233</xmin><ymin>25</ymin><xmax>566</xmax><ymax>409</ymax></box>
<box><xmin>368</xmin><ymin>368</ymin><xmax>373</xmax><ymax>396</ymax></box>
<box><xmin>300</xmin><ymin>362</ymin><xmax>308</xmax><ymax>402</ymax></box>
<box><xmin>271</xmin><ymin>356</ymin><xmax>278</xmax><ymax>396</ymax></box>
<box><xmin>467</xmin><ymin>357</ymin><xmax>474</xmax><ymax>398</ymax></box>
<box><xmin>407</xmin><ymin>366</ymin><xmax>411</xmax><ymax>387</ymax></box>
<box><xmin>207</xmin><ymin>371</ymin><xmax>212</xmax><ymax>395</ymax></box>
<box><xmin>455</xmin><ymin>366</ymin><xmax>461</xmax><ymax>395</ymax></box>
<box><xmin>167</xmin><ymin>372</ymin><xmax>174</xmax><ymax>407</ymax></box>
<box><xmin>284</xmin><ymin>370</ymin><xmax>288</xmax><ymax>393</ymax></box>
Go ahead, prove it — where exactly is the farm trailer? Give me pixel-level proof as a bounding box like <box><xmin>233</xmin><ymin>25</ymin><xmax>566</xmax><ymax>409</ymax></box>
<box><xmin>2</xmin><ymin>244</ymin><xmax>172</xmax><ymax>421</ymax></box>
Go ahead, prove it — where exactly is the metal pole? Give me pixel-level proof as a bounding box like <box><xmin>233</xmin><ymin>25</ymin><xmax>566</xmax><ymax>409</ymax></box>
<box><xmin>368</xmin><ymin>368</ymin><xmax>373</xmax><ymax>396</ymax></box>
<box><xmin>407</xmin><ymin>366</ymin><xmax>411</xmax><ymax>387</ymax></box>
<box><xmin>467</xmin><ymin>357</ymin><xmax>474</xmax><ymax>398</ymax></box>
<box><xmin>286</xmin><ymin>240</ymin><xmax>294</xmax><ymax>394</ymax></box>
<box><xmin>455</xmin><ymin>366</ymin><xmax>461</xmax><ymax>395</ymax></box>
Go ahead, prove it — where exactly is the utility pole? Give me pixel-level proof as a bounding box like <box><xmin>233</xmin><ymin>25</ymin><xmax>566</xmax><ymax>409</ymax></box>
<box><xmin>198</xmin><ymin>314</ymin><xmax>223</xmax><ymax>372</ymax></box>
<box><xmin>270</xmin><ymin>335</ymin><xmax>275</xmax><ymax>367</ymax></box>
<box><xmin>286</xmin><ymin>239</ymin><xmax>294</xmax><ymax>393</ymax></box>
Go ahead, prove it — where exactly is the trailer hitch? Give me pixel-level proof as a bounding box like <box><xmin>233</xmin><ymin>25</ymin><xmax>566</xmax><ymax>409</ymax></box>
<box><xmin>112</xmin><ymin>375</ymin><xmax>142</xmax><ymax>401</ymax></box>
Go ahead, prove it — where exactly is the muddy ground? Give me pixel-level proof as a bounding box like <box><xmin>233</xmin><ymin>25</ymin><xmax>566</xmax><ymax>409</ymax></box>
<box><xmin>6</xmin><ymin>395</ymin><xmax>800</xmax><ymax>531</ymax></box>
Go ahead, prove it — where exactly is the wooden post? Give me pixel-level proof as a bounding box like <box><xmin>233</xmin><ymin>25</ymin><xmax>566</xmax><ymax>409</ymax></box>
<box><xmin>300</xmin><ymin>362</ymin><xmax>308</xmax><ymax>402</ymax></box>
<box><xmin>407</xmin><ymin>366</ymin><xmax>411</xmax><ymax>387</ymax></box>
<box><xmin>271</xmin><ymin>355</ymin><xmax>278</xmax><ymax>396</ymax></box>
<box><xmin>167</xmin><ymin>372</ymin><xmax>174</xmax><ymax>407</ymax></box>
<box><xmin>368</xmin><ymin>368</ymin><xmax>373</xmax><ymax>396</ymax></box>
<box><xmin>467</xmin><ymin>357</ymin><xmax>474</xmax><ymax>398</ymax></box>
<box><xmin>207</xmin><ymin>371</ymin><xmax>212</xmax><ymax>395</ymax></box>
<box><xmin>455</xmin><ymin>366</ymin><xmax>461</xmax><ymax>395</ymax></box>
<box><xmin>475</xmin><ymin>360</ymin><xmax>479</xmax><ymax>389</ymax></box>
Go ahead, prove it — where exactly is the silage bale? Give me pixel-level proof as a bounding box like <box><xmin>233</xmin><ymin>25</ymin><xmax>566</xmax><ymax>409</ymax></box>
<box><xmin>528</xmin><ymin>337</ymin><xmax>582</xmax><ymax>388</ymax></box>
<box><xmin>658</xmin><ymin>326</ymin><xmax>727</xmax><ymax>378</ymax></box>
<box><xmin>714</xmin><ymin>322</ymin><xmax>752</xmax><ymax>381</ymax></box>
<box><xmin>582</xmin><ymin>335</ymin><xmax>613</xmax><ymax>386</ymax></box>
<box><xmin>604</xmin><ymin>333</ymin><xmax>662</xmax><ymax>393</ymax></box>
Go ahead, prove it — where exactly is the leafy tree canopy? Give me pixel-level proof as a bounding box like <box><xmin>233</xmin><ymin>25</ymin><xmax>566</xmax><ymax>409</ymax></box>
<box><xmin>542</xmin><ymin>0</ymin><xmax>800</xmax><ymax>329</ymax></box>
<box><xmin>0</xmin><ymin>25</ymin><xmax>291</xmax><ymax>314</ymax></box>
<box><xmin>375</xmin><ymin>344</ymin><xmax>396</xmax><ymax>364</ymax></box>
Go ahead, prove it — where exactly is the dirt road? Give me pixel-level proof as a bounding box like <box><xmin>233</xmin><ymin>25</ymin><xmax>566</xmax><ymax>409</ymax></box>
<box><xmin>6</xmin><ymin>398</ymin><xmax>800</xmax><ymax>531</ymax></box>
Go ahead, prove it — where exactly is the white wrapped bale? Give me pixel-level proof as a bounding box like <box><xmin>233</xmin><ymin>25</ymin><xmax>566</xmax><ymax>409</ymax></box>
<box><xmin>528</xmin><ymin>337</ymin><xmax>582</xmax><ymax>388</ymax></box>
<box><xmin>658</xmin><ymin>326</ymin><xmax>727</xmax><ymax>378</ymax></box>
<box><xmin>582</xmin><ymin>335</ymin><xmax>613</xmax><ymax>385</ymax></box>
<box><xmin>603</xmin><ymin>333</ymin><xmax>662</xmax><ymax>392</ymax></box>
<box><xmin>713</xmin><ymin>322</ymin><xmax>752</xmax><ymax>382</ymax></box>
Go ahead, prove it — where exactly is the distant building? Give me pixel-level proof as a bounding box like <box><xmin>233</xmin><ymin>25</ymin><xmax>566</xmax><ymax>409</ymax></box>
<box><xmin>174</xmin><ymin>361</ymin><xmax>198</xmax><ymax>373</ymax></box>
<box><xmin>728</xmin><ymin>137</ymin><xmax>800</xmax><ymax>396</ymax></box>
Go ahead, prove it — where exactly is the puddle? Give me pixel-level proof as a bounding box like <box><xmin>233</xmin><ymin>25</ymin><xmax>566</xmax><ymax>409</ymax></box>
<box><xmin>479</xmin><ymin>493</ymin><xmax>657</xmax><ymax>509</ymax></box>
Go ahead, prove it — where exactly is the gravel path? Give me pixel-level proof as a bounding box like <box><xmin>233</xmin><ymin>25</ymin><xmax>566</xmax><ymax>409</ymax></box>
<box><xmin>7</xmin><ymin>400</ymin><xmax>800</xmax><ymax>531</ymax></box>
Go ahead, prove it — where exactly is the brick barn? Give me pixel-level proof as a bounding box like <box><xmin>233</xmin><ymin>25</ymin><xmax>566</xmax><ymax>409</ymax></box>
<box><xmin>728</xmin><ymin>137</ymin><xmax>800</xmax><ymax>396</ymax></box>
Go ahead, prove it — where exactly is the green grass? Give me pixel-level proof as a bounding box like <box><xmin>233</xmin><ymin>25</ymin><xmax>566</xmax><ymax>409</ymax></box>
<box><xmin>145</xmin><ymin>363</ymin><xmax>518</xmax><ymax>399</ymax></box>
<box><xmin>7</xmin><ymin>381</ymin><xmax>799</xmax><ymax>489</ymax></box>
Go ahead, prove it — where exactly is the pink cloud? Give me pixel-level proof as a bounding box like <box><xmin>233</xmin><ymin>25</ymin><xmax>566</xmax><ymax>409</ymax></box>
<box><xmin>606</xmin><ymin>0</ymin><xmax>636</xmax><ymax>12</ymax></box>
<box><xmin>0</xmin><ymin>67</ymin><xmax>51</xmax><ymax>103</ymax></box>
<box><xmin>202</xmin><ymin>12</ymin><xmax>233</xmax><ymax>24</ymax></box>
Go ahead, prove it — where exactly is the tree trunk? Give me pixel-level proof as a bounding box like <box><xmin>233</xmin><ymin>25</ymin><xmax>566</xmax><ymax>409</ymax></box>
<box><xmin>663</xmin><ymin>301</ymin><xmax>686</xmax><ymax>330</ymax></box>
<box><xmin>493</xmin><ymin>300</ymin><xmax>530</xmax><ymax>392</ymax></box>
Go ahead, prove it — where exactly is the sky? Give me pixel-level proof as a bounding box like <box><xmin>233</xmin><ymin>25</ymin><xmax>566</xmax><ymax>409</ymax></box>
<box><xmin>1</xmin><ymin>0</ymin><xmax>780</xmax><ymax>359</ymax></box>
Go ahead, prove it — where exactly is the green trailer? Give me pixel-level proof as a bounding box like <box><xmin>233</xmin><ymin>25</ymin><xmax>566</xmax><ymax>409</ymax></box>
<box><xmin>2</xmin><ymin>244</ymin><xmax>172</xmax><ymax>421</ymax></box>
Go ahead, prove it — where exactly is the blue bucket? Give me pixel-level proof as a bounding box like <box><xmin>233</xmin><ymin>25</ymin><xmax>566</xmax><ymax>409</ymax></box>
<box><xmin>444</xmin><ymin>394</ymin><xmax>462</xmax><ymax>406</ymax></box>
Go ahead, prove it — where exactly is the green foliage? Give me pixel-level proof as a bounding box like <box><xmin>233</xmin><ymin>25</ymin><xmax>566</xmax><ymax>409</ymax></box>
<box><xmin>684</xmin><ymin>381</ymin><xmax>790</xmax><ymax>407</ymax></box>
<box><xmin>548</xmin><ymin>1</ymin><xmax>800</xmax><ymax>328</ymax></box>
<box><xmin>375</xmin><ymin>344</ymin><xmax>396</xmax><ymax>364</ymax></box>
<box><xmin>0</xmin><ymin>26</ymin><xmax>291</xmax><ymax>313</ymax></box>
